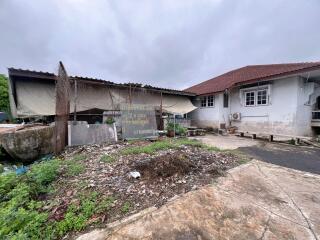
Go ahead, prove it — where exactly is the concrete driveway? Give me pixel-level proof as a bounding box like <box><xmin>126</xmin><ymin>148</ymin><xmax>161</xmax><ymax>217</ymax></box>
<box><xmin>194</xmin><ymin>134</ymin><xmax>320</xmax><ymax>175</ymax></box>
<box><xmin>77</xmin><ymin>160</ymin><xmax>320</xmax><ymax>240</ymax></box>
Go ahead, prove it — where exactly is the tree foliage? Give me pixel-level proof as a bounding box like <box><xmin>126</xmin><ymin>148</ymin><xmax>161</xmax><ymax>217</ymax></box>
<box><xmin>0</xmin><ymin>74</ymin><xmax>10</xmax><ymax>112</ymax></box>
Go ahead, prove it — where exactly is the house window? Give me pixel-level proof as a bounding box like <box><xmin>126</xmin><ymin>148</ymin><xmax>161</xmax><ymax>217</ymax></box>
<box><xmin>200</xmin><ymin>97</ymin><xmax>207</xmax><ymax>107</ymax></box>
<box><xmin>223</xmin><ymin>92</ymin><xmax>229</xmax><ymax>108</ymax></box>
<box><xmin>245</xmin><ymin>91</ymin><xmax>255</xmax><ymax>106</ymax></box>
<box><xmin>257</xmin><ymin>89</ymin><xmax>267</xmax><ymax>105</ymax></box>
<box><xmin>207</xmin><ymin>95</ymin><xmax>215</xmax><ymax>107</ymax></box>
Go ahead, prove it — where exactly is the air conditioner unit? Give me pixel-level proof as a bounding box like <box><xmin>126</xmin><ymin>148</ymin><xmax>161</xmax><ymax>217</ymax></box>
<box><xmin>230</xmin><ymin>112</ymin><xmax>241</xmax><ymax>121</ymax></box>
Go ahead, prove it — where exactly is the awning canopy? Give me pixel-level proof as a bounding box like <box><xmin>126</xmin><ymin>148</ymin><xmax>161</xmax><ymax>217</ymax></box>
<box><xmin>13</xmin><ymin>80</ymin><xmax>197</xmax><ymax>116</ymax></box>
<box><xmin>161</xmin><ymin>95</ymin><xmax>197</xmax><ymax>115</ymax></box>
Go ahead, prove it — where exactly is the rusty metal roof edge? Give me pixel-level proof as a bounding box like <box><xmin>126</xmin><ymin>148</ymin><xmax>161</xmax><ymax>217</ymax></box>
<box><xmin>8</xmin><ymin>68</ymin><xmax>195</xmax><ymax>96</ymax></box>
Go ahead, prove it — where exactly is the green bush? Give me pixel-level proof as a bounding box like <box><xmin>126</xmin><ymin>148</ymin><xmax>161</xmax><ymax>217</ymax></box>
<box><xmin>0</xmin><ymin>159</ymin><xmax>61</xmax><ymax>239</ymax></box>
<box><xmin>166</xmin><ymin>122</ymin><xmax>187</xmax><ymax>136</ymax></box>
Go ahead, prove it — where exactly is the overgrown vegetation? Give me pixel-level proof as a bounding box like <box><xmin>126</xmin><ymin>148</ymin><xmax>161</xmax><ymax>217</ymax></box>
<box><xmin>166</xmin><ymin>122</ymin><xmax>187</xmax><ymax>136</ymax></box>
<box><xmin>100</xmin><ymin>154</ymin><xmax>115</xmax><ymax>163</ymax></box>
<box><xmin>121</xmin><ymin>201</ymin><xmax>131</xmax><ymax>213</ymax></box>
<box><xmin>0</xmin><ymin>159</ymin><xmax>60</xmax><ymax>239</ymax></box>
<box><xmin>65</xmin><ymin>154</ymin><xmax>86</xmax><ymax>176</ymax></box>
<box><xmin>0</xmin><ymin>157</ymin><xmax>116</xmax><ymax>239</ymax></box>
<box><xmin>121</xmin><ymin>138</ymin><xmax>221</xmax><ymax>155</ymax></box>
<box><xmin>0</xmin><ymin>74</ymin><xmax>10</xmax><ymax>116</ymax></box>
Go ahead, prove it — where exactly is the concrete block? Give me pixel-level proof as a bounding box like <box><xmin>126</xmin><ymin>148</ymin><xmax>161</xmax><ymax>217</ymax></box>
<box><xmin>68</xmin><ymin>121</ymin><xmax>117</xmax><ymax>146</ymax></box>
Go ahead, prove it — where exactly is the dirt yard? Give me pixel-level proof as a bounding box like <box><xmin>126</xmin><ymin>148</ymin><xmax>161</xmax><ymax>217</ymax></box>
<box><xmin>50</xmin><ymin>138</ymin><xmax>242</xmax><ymax>238</ymax></box>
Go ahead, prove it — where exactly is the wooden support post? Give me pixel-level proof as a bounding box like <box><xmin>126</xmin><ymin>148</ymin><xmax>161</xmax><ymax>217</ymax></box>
<box><xmin>73</xmin><ymin>79</ymin><xmax>77</xmax><ymax>122</ymax></box>
<box><xmin>252</xmin><ymin>134</ymin><xmax>256</xmax><ymax>139</ymax></box>
<box><xmin>269</xmin><ymin>135</ymin><xmax>273</xmax><ymax>142</ymax></box>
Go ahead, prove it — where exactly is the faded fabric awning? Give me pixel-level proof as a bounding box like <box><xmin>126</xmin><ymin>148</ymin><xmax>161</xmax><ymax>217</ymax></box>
<box><xmin>161</xmin><ymin>95</ymin><xmax>197</xmax><ymax>115</ymax></box>
<box><xmin>14</xmin><ymin>80</ymin><xmax>197</xmax><ymax>116</ymax></box>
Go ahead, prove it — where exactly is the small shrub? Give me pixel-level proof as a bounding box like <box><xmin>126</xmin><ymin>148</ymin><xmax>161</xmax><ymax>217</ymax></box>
<box><xmin>100</xmin><ymin>154</ymin><xmax>115</xmax><ymax>163</ymax></box>
<box><xmin>166</xmin><ymin>122</ymin><xmax>187</xmax><ymax>136</ymax></box>
<box><xmin>27</xmin><ymin>159</ymin><xmax>60</xmax><ymax>190</ymax></box>
<box><xmin>121</xmin><ymin>201</ymin><xmax>131</xmax><ymax>213</ymax></box>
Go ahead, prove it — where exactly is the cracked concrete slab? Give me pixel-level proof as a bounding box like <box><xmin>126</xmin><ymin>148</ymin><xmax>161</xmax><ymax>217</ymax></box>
<box><xmin>77</xmin><ymin>161</ymin><xmax>320</xmax><ymax>240</ymax></box>
<box><xmin>190</xmin><ymin>134</ymin><xmax>259</xmax><ymax>150</ymax></box>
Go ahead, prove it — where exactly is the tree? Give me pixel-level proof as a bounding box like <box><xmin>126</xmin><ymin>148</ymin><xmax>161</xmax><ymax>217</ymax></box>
<box><xmin>0</xmin><ymin>74</ymin><xmax>10</xmax><ymax>113</ymax></box>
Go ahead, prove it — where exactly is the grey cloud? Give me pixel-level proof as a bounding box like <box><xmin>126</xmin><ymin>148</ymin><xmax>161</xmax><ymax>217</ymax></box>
<box><xmin>0</xmin><ymin>0</ymin><xmax>319</xmax><ymax>90</ymax></box>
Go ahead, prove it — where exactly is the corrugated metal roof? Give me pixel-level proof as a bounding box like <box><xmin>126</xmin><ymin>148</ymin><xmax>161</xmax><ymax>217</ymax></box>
<box><xmin>185</xmin><ymin>62</ymin><xmax>320</xmax><ymax>95</ymax></box>
<box><xmin>8</xmin><ymin>68</ymin><xmax>195</xmax><ymax>96</ymax></box>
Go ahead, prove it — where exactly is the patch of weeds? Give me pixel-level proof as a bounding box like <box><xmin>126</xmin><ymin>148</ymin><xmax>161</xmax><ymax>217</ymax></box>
<box><xmin>72</xmin><ymin>154</ymin><xmax>86</xmax><ymax>162</ymax></box>
<box><xmin>27</xmin><ymin>159</ymin><xmax>60</xmax><ymax>193</ymax></box>
<box><xmin>121</xmin><ymin>138</ymin><xmax>222</xmax><ymax>155</ymax></box>
<box><xmin>121</xmin><ymin>201</ymin><xmax>131</xmax><ymax>213</ymax></box>
<box><xmin>66</xmin><ymin>163</ymin><xmax>85</xmax><ymax>176</ymax></box>
<box><xmin>0</xmin><ymin>159</ymin><xmax>62</xmax><ymax>239</ymax></box>
<box><xmin>100</xmin><ymin>154</ymin><xmax>115</xmax><ymax>163</ymax></box>
<box><xmin>55</xmin><ymin>191</ymin><xmax>114</xmax><ymax>237</ymax></box>
<box><xmin>96</xmin><ymin>196</ymin><xmax>115</xmax><ymax>214</ymax></box>
<box><xmin>175</xmin><ymin>138</ymin><xmax>222</xmax><ymax>151</ymax></box>
<box><xmin>121</xmin><ymin>140</ymin><xmax>175</xmax><ymax>155</ymax></box>
<box><xmin>0</xmin><ymin>159</ymin><xmax>116</xmax><ymax>239</ymax></box>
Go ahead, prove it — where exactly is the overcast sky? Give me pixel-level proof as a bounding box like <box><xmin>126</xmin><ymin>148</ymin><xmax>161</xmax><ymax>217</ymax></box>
<box><xmin>0</xmin><ymin>0</ymin><xmax>319</xmax><ymax>90</ymax></box>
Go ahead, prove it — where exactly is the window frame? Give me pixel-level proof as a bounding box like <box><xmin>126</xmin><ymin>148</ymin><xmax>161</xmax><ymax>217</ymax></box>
<box><xmin>257</xmin><ymin>89</ymin><xmax>268</xmax><ymax>106</ymax></box>
<box><xmin>223</xmin><ymin>92</ymin><xmax>229</xmax><ymax>108</ymax></box>
<box><xmin>243</xmin><ymin>88</ymin><xmax>269</xmax><ymax>107</ymax></box>
<box><xmin>244</xmin><ymin>91</ymin><xmax>256</xmax><ymax>107</ymax></box>
<box><xmin>207</xmin><ymin>95</ymin><xmax>215</xmax><ymax>107</ymax></box>
<box><xmin>200</xmin><ymin>96</ymin><xmax>207</xmax><ymax>107</ymax></box>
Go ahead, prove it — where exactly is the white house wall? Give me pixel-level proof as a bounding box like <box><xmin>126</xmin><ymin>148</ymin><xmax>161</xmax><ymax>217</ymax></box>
<box><xmin>190</xmin><ymin>93</ymin><xmax>231</xmax><ymax>128</ymax></box>
<box><xmin>190</xmin><ymin>76</ymin><xmax>319</xmax><ymax>136</ymax></box>
<box><xmin>230</xmin><ymin>76</ymin><xmax>320</xmax><ymax>136</ymax></box>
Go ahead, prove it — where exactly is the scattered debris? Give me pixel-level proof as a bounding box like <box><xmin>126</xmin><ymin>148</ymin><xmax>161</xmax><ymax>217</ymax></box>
<box><xmin>129</xmin><ymin>171</ymin><xmax>141</xmax><ymax>179</ymax></box>
<box><xmin>39</xmin><ymin>139</ymin><xmax>241</xmax><ymax>237</ymax></box>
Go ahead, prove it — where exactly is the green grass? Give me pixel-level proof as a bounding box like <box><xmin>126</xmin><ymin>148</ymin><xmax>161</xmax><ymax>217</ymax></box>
<box><xmin>100</xmin><ymin>154</ymin><xmax>116</xmax><ymax>163</ymax></box>
<box><xmin>121</xmin><ymin>138</ymin><xmax>221</xmax><ymax>155</ymax></box>
<box><xmin>0</xmin><ymin>158</ymin><xmax>117</xmax><ymax>239</ymax></box>
<box><xmin>66</xmin><ymin>163</ymin><xmax>85</xmax><ymax>176</ymax></box>
<box><xmin>64</xmin><ymin>154</ymin><xmax>86</xmax><ymax>176</ymax></box>
<box><xmin>72</xmin><ymin>154</ymin><xmax>86</xmax><ymax>161</ymax></box>
<box><xmin>121</xmin><ymin>201</ymin><xmax>131</xmax><ymax>213</ymax></box>
<box><xmin>0</xmin><ymin>159</ymin><xmax>60</xmax><ymax>239</ymax></box>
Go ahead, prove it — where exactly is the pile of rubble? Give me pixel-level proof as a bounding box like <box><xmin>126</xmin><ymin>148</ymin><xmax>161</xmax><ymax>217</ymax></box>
<box><xmin>53</xmin><ymin>140</ymin><xmax>240</xmax><ymax>225</ymax></box>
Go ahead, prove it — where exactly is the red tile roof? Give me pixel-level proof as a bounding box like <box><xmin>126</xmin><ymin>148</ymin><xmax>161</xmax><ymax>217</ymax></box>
<box><xmin>185</xmin><ymin>62</ymin><xmax>320</xmax><ymax>95</ymax></box>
